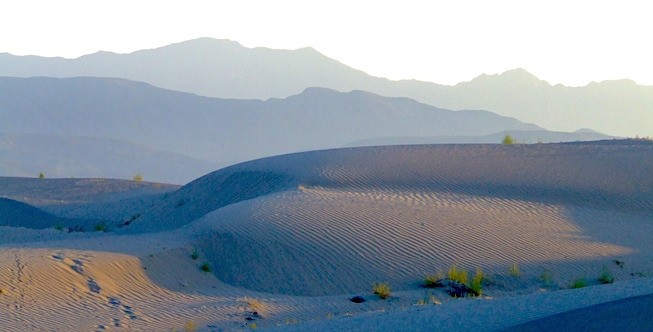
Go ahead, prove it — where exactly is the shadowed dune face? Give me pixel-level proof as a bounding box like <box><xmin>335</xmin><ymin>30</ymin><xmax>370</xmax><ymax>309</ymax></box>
<box><xmin>131</xmin><ymin>143</ymin><xmax>653</xmax><ymax>295</ymax></box>
<box><xmin>0</xmin><ymin>198</ymin><xmax>62</xmax><ymax>229</ymax></box>
<box><xmin>128</xmin><ymin>171</ymin><xmax>293</xmax><ymax>232</ymax></box>
<box><xmin>0</xmin><ymin>177</ymin><xmax>178</xmax><ymax>207</ymax></box>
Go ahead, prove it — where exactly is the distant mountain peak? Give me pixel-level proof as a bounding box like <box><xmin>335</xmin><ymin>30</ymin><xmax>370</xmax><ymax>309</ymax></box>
<box><xmin>173</xmin><ymin>37</ymin><xmax>243</xmax><ymax>46</ymax></box>
<box><xmin>574</xmin><ymin>128</ymin><xmax>601</xmax><ymax>134</ymax></box>
<box><xmin>462</xmin><ymin>68</ymin><xmax>549</xmax><ymax>88</ymax></box>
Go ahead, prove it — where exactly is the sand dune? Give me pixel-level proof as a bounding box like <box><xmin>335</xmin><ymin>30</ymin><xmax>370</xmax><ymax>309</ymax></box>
<box><xmin>2</xmin><ymin>141</ymin><xmax>653</xmax><ymax>330</ymax></box>
<box><xmin>0</xmin><ymin>198</ymin><xmax>64</xmax><ymax>229</ymax></box>
<box><xmin>126</xmin><ymin>142</ymin><xmax>649</xmax><ymax>297</ymax></box>
<box><xmin>0</xmin><ymin>177</ymin><xmax>178</xmax><ymax>227</ymax></box>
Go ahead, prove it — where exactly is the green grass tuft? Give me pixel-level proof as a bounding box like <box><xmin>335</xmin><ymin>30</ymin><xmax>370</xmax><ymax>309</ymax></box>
<box><xmin>509</xmin><ymin>262</ymin><xmax>521</xmax><ymax>277</ymax></box>
<box><xmin>372</xmin><ymin>282</ymin><xmax>391</xmax><ymax>299</ymax></box>
<box><xmin>200</xmin><ymin>262</ymin><xmax>212</xmax><ymax>273</ymax></box>
<box><xmin>94</xmin><ymin>222</ymin><xmax>108</xmax><ymax>232</ymax></box>
<box><xmin>571</xmin><ymin>278</ymin><xmax>588</xmax><ymax>289</ymax></box>
<box><xmin>423</xmin><ymin>270</ymin><xmax>444</xmax><ymax>288</ymax></box>
<box><xmin>448</xmin><ymin>265</ymin><xmax>468</xmax><ymax>285</ymax></box>
<box><xmin>540</xmin><ymin>268</ymin><xmax>554</xmax><ymax>286</ymax></box>
<box><xmin>599</xmin><ymin>267</ymin><xmax>615</xmax><ymax>284</ymax></box>
<box><xmin>469</xmin><ymin>268</ymin><xmax>484</xmax><ymax>296</ymax></box>
<box><xmin>502</xmin><ymin>134</ymin><xmax>515</xmax><ymax>145</ymax></box>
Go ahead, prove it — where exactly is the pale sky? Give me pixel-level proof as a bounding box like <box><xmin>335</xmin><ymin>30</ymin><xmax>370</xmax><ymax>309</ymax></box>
<box><xmin>2</xmin><ymin>0</ymin><xmax>652</xmax><ymax>86</ymax></box>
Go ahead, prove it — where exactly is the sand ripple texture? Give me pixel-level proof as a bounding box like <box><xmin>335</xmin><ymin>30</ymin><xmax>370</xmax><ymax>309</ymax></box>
<box><xmin>137</xmin><ymin>143</ymin><xmax>653</xmax><ymax>295</ymax></box>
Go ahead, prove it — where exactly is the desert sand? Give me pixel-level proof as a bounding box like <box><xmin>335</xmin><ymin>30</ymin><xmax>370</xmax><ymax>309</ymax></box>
<box><xmin>1</xmin><ymin>141</ymin><xmax>652</xmax><ymax>331</ymax></box>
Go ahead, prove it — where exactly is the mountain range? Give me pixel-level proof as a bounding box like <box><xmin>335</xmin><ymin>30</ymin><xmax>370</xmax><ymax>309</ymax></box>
<box><xmin>1</xmin><ymin>76</ymin><xmax>571</xmax><ymax>183</ymax></box>
<box><xmin>1</xmin><ymin>37</ymin><xmax>651</xmax><ymax>137</ymax></box>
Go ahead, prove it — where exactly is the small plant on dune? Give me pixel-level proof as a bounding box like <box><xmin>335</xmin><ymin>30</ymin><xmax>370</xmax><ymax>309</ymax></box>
<box><xmin>509</xmin><ymin>262</ymin><xmax>521</xmax><ymax>277</ymax></box>
<box><xmin>183</xmin><ymin>320</ymin><xmax>197</xmax><ymax>332</ymax></box>
<box><xmin>444</xmin><ymin>265</ymin><xmax>485</xmax><ymax>298</ymax></box>
<box><xmin>423</xmin><ymin>270</ymin><xmax>445</xmax><ymax>288</ymax></box>
<box><xmin>571</xmin><ymin>277</ymin><xmax>588</xmax><ymax>289</ymax></box>
<box><xmin>598</xmin><ymin>267</ymin><xmax>615</xmax><ymax>284</ymax></box>
<box><xmin>190</xmin><ymin>248</ymin><xmax>199</xmax><ymax>260</ymax></box>
<box><xmin>372</xmin><ymin>282</ymin><xmax>391</xmax><ymax>299</ymax></box>
<box><xmin>53</xmin><ymin>223</ymin><xmax>64</xmax><ymax>231</ymax></box>
<box><xmin>502</xmin><ymin>134</ymin><xmax>515</xmax><ymax>145</ymax></box>
<box><xmin>94</xmin><ymin>222</ymin><xmax>108</xmax><ymax>232</ymax></box>
<box><xmin>469</xmin><ymin>268</ymin><xmax>484</xmax><ymax>296</ymax></box>
<box><xmin>39</xmin><ymin>172</ymin><xmax>45</xmax><ymax>179</ymax></box>
<box><xmin>133</xmin><ymin>173</ymin><xmax>144</xmax><ymax>182</ymax></box>
<box><xmin>540</xmin><ymin>268</ymin><xmax>554</xmax><ymax>287</ymax></box>
<box><xmin>448</xmin><ymin>265</ymin><xmax>468</xmax><ymax>285</ymax></box>
<box><xmin>200</xmin><ymin>262</ymin><xmax>212</xmax><ymax>273</ymax></box>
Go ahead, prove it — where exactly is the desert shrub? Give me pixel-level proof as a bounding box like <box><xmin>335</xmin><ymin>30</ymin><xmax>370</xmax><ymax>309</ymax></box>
<box><xmin>200</xmin><ymin>262</ymin><xmax>212</xmax><ymax>272</ymax></box>
<box><xmin>190</xmin><ymin>248</ymin><xmax>199</xmax><ymax>260</ymax></box>
<box><xmin>509</xmin><ymin>262</ymin><xmax>521</xmax><ymax>277</ymax></box>
<box><xmin>571</xmin><ymin>278</ymin><xmax>587</xmax><ymax>289</ymax></box>
<box><xmin>540</xmin><ymin>269</ymin><xmax>554</xmax><ymax>286</ymax></box>
<box><xmin>448</xmin><ymin>265</ymin><xmax>468</xmax><ymax>285</ymax></box>
<box><xmin>502</xmin><ymin>134</ymin><xmax>515</xmax><ymax>145</ymax></box>
<box><xmin>423</xmin><ymin>270</ymin><xmax>445</xmax><ymax>288</ymax></box>
<box><xmin>469</xmin><ymin>268</ymin><xmax>484</xmax><ymax>296</ymax></box>
<box><xmin>599</xmin><ymin>267</ymin><xmax>615</xmax><ymax>284</ymax></box>
<box><xmin>184</xmin><ymin>321</ymin><xmax>197</xmax><ymax>332</ymax></box>
<box><xmin>133</xmin><ymin>173</ymin><xmax>143</xmax><ymax>182</ymax></box>
<box><xmin>94</xmin><ymin>222</ymin><xmax>108</xmax><ymax>232</ymax></box>
<box><xmin>372</xmin><ymin>282</ymin><xmax>391</xmax><ymax>299</ymax></box>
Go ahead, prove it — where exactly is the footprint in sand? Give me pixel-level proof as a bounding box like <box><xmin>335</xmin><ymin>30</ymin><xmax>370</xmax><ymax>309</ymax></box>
<box><xmin>108</xmin><ymin>297</ymin><xmax>121</xmax><ymax>306</ymax></box>
<box><xmin>87</xmin><ymin>278</ymin><xmax>101</xmax><ymax>294</ymax></box>
<box><xmin>122</xmin><ymin>304</ymin><xmax>138</xmax><ymax>320</ymax></box>
<box><xmin>70</xmin><ymin>259</ymin><xmax>84</xmax><ymax>274</ymax></box>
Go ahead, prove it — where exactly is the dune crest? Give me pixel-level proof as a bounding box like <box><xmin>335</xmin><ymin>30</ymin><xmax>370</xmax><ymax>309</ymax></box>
<box><xmin>124</xmin><ymin>143</ymin><xmax>653</xmax><ymax>296</ymax></box>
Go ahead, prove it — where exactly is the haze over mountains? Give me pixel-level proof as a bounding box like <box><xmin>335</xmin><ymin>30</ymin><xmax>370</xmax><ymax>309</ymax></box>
<box><xmin>1</xmin><ymin>76</ymin><xmax>551</xmax><ymax>183</ymax></box>
<box><xmin>1</xmin><ymin>37</ymin><xmax>651</xmax><ymax>137</ymax></box>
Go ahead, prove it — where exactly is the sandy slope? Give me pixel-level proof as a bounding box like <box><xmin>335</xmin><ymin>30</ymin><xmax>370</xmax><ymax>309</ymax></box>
<box><xmin>129</xmin><ymin>142</ymin><xmax>653</xmax><ymax>295</ymax></box>
<box><xmin>0</xmin><ymin>177</ymin><xmax>179</xmax><ymax>228</ymax></box>
<box><xmin>1</xmin><ymin>141</ymin><xmax>653</xmax><ymax>331</ymax></box>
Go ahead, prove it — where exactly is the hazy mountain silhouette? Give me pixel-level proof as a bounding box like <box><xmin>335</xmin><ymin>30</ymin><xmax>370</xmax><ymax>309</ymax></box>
<box><xmin>1</xmin><ymin>38</ymin><xmax>651</xmax><ymax>137</ymax></box>
<box><xmin>1</xmin><ymin>76</ymin><xmax>543</xmax><ymax>182</ymax></box>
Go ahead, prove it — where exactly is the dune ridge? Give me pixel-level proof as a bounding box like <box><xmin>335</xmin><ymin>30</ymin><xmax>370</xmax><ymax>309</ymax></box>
<box><xmin>123</xmin><ymin>142</ymin><xmax>653</xmax><ymax>296</ymax></box>
<box><xmin>2</xmin><ymin>141</ymin><xmax>653</xmax><ymax>330</ymax></box>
